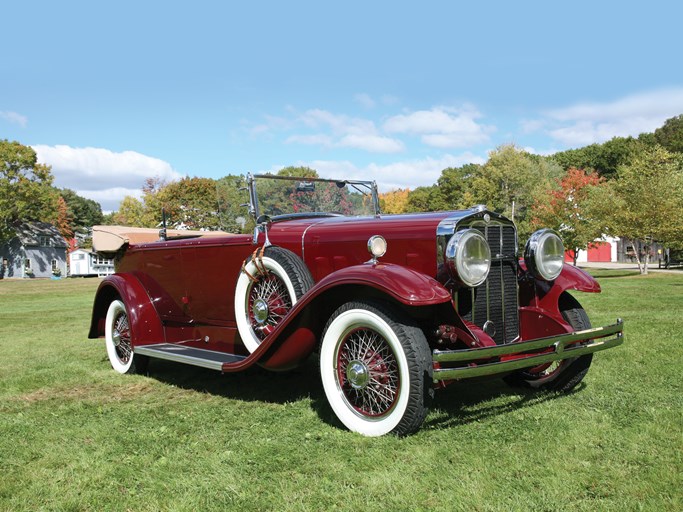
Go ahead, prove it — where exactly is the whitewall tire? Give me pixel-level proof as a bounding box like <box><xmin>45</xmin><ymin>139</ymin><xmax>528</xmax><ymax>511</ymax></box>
<box><xmin>319</xmin><ymin>301</ymin><xmax>432</xmax><ymax>437</ymax></box>
<box><xmin>105</xmin><ymin>299</ymin><xmax>148</xmax><ymax>374</ymax></box>
<box><xmin>234</xmin><ymin>246</ymin><xmax>313</xmax><ymax>353</ymax></box>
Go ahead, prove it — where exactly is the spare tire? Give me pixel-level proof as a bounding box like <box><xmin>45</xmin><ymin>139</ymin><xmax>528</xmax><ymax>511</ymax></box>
<box><xmin>234</xmin><ymin>246</ymin><xmax>313</xmax><ymax>353</ymax></box>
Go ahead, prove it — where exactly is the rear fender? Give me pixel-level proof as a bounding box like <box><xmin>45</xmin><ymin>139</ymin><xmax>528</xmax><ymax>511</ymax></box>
<box><xmin>88</xmin><ymin>273</ymin><xmax>164</xmax><ymax>347</ymax></box>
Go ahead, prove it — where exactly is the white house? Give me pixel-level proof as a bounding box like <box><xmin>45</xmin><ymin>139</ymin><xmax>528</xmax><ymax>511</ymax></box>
<box><xmin>69</xmin><ymin>249</ymin><xmax>114</xmax><ymax>277</ymax></box>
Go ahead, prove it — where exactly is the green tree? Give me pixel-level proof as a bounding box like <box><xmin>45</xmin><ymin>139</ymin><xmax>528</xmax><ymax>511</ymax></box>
<box><xmin>159</xmin><ymin>176</ymin><xmax>222</xmax><ymax>230</ymax></box>
<box><xmin>0</xmin><ymin>140</ymin><xmax>59</xmax><ymax>244</ymax></box>
<box><xmin>468</xmin><ymin>145</ymin><xmax>562</xmax><ymax>243</ymax></box>
<box><xmin>216</xmin><ymin>174</ymin><xmax>250</xmax><ymax>232</ymax></box>
<box><xmin>59</xmin><ymin>188</ymin><xmax>104</xmax><ymax>230</ymax></box>
<box><xmin>436</xmin><ymin>163</ymin><xmax>481</xmax><ymax>210</ymax></box>
<box><xmin>405</xmin><ymin>185</ymin><xmax>444</xmax><ymax>212</ymax></box>
<box><xmin>587</xmin><ymin>144</ymin><xmax>683</xmax><ymax>274</ymax></box>
<box><xmin>112</xmin><ymin>196</ymin><xmax>146</xmax><ymax>227</ymax></box>
<box><xmin>654</xmin><ymin>114</ymin><xmax>683</xmax><ymax>153</ymax></box>
<box><xmin>551</xmin><ymin>136</ymin><xmax>642</xmax><ymax>179</ymax></box>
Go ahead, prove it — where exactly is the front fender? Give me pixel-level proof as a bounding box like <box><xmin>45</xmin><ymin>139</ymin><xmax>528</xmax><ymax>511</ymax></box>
<box><xmin>311</xmin><ymin>262</ymin><xmax>452</xmax><ymax>306</ymax></box>
<box><xmin>88</xmin><ymin>273</ymin><xmax>164</xmax><ymax>347</ymax></box>
<box><xmin>252</xmin><ymin>263</ymin><xmax>451</xmax><ymax>370</ymax></box>
<box><xmin>520</xmin><ymin>261</ymin><xmax>601</xmax><ymax>323</ymax></box>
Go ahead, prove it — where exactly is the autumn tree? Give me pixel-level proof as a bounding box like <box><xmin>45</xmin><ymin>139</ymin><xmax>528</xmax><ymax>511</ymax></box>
<box><xmin>55</xmin><ymin>196</ymin><xmax>75</xmax><ymax>241</ymax></box>
<box><xmin>532</xmin><ymin>168</ymin><xmax>604</xmax><ymax>265</ymax></box>
<box><xmin>587</xmin><ymin>144</ymin><xmax>683</xmax><ymax>274</ymax></box>
<box><xmin>380</xmin><ymin>188</ymin><xmax>410</xmax><ymax>214</ymax></box>
<box><xmin>0</xmin><ymin>139</ymin><xmax>59</xmax><ymax>244</ymax></box>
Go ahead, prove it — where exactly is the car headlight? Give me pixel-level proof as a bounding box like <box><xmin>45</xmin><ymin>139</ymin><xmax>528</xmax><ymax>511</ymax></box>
<box><xmin>445</xmin><ymin>229</ymin><xmax>491</xmax><ymax>287</ymax></box>
<box><xmin>524</xmin><ymin>229</ymin><xmax>564</xmax><ymax>281</ymax></box>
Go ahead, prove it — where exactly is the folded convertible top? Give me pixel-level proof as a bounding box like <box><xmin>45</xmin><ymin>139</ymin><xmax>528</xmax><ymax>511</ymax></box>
<box><xmin>92</xmin><ymin>225</ymin><xmax>231</xmax><ymax>255</ymax></box>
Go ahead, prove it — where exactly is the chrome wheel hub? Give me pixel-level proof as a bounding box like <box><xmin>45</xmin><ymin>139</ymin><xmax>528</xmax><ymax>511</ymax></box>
<box><xmin>112</xmin><ymin>330</ymin><xmax>121</xmax><ymax>347</ymax></box>
<box><xmin>346</xmin><ymin>360</ymin><xmax>370</xmax><ymax>389</ymax></box>
<box><xmin>252</xmin><ymin>298</ymin><xmax>269</xmax><ymax>324</ymax></box>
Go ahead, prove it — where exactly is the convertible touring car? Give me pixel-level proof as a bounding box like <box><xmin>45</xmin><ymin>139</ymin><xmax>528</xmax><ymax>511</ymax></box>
<box><xmin>89</xmin><ymin>174</ymin><xmax>624</xmax><ymax>436</ymax></box>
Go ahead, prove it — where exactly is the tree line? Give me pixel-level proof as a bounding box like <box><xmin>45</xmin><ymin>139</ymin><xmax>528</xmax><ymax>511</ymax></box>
<box><xmin>0</xmin><ymin>140</ymin><xmax>103</xmax><ymax>247</ymax></box>
<box><xmin>2</xmin><ymin>114</ymin><xmax>682</xmax><ymax>273</ymax></box>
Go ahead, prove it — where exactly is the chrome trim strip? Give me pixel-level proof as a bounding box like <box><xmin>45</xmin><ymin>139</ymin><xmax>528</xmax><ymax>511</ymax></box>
<box><xmin>432</xmin><ymin>320</ymin><xmax>624</xmax><ymax>381</ymax></box>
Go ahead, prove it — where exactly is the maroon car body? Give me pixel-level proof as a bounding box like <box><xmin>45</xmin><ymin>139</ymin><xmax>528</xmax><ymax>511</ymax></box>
<box><xmin>89</xmin><ymin>174</ymin><xmax>624</xmax><ymax>436</ymax></box>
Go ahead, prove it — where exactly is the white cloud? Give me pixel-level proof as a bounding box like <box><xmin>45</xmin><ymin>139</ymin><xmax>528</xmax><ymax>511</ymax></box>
<box><xmin>32</xmin><ymin>145</ymin><xmax>182</xmax><ymax>211</ymax></box>
<box><xmin>544</xmin><ymin>88</ymin><xmax>683</xmax><ymax>146</ymax></box>
<box><xmin>337</xmin><ymin>134</ymin><xmax>404</xmax><ymax>153</ymax></box>
<box><xmin>289</xmin><ymin>109</ymin><xmax>404</xmax><ymax>154</ymax></box>
<box><xmin>297</xmin><ymin>152</ymin><xmax>485</xmax><ymax>192</ymax></box>
<box><xmin>74</xmin><ymin>187</ymin><xmax>143</xmax><ymax>214</ymax></box>
<box><xmin>0</xmin><ymin>111</ymin><xmax>28</xmax><ymax>127</ymax></box>
<box><xmin>285</xmin><ymin>134</ymin><xmax>334</xmax><ymax>146</ymax></box>
<box><xmin>354</xmin><ymin>93</ymin><xmax>376</xmax><ymax>109</ymax></box>
<box><xmin>383</xmin><ymin>105</ymin><xmax>494</xmax><ymax>148</ymax></box>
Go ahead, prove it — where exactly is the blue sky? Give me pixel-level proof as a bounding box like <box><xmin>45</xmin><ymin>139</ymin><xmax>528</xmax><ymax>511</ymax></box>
<box><xmin>2</xmin><ymin>1</ymin><xmax>683</xmax><ymax>211</ymax></box>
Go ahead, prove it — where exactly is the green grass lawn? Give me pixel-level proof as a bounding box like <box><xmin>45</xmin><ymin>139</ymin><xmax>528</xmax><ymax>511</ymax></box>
<box><xmin>1</xmin><ymin>273</ymin><xmax>681</xmax><ymax>511</ymax></box>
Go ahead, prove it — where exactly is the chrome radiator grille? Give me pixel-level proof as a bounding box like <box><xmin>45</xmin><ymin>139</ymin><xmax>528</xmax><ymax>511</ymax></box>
<box><xmin>456</xmin><ymin>223</ymin><xmax>519</xmax><ymax>344</ymax></box>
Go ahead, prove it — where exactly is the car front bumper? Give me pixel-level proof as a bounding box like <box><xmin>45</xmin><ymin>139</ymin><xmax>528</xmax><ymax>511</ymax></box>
<box><xmin>432</xmin><ymin>319</ymin><xmax>624</xmax><ymax>382</ymax></box>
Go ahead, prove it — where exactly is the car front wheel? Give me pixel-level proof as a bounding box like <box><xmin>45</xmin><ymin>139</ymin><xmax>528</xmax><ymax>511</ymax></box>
<box><xmin>504</xmin><ymin>293</ymin><xmax>593</xmax><ymax>391</ymax></box>
<box><xmin>105</xmin><ymin>299</ymin><xmax>148</xmax><ymax>374</ymax></box>
<box><xmin>319</xmin><ymin>300</ymin><xmax>432</xmax><ymax>436</ymax></box>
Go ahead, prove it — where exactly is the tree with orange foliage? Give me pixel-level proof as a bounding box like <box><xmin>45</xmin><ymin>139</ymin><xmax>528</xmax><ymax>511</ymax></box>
<box><xmin>56</xmin><ymin>196</ymin><xmax>74</xmax><ymax>241</ymax></box>
<box><xmin>532</xmin><ymin>168</ymin><xmax>604</xmax><ymax>265</ymax></box>
<box><xmin>379</xmin><ymin>188</ymin><xmax>411</xmax><ymax>214</ymax></box>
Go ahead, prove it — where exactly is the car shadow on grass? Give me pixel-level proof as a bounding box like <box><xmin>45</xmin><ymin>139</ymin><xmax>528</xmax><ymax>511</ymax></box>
<box><xmin>424</xmin><ymin>377</ymin><xmax>586</xmax><ymax>431</ymax></box>
<box><xmin>133</xmin><ymin>355</ymin><xmax>577</xmax><ymax>432</ymax></box>
<box><xmin>139</xmin><ymin>355</ymin><xmax>324</xmax><ymax>405</ymax></box>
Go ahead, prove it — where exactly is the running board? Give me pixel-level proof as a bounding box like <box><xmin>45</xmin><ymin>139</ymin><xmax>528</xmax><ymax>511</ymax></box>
<box><xmin>135</xmin><ymin>344</ymin><xmax>247</xmax><ymax>371</ymax></box>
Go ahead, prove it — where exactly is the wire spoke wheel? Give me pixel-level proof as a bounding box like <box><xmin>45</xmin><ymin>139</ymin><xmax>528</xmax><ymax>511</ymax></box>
<box><xmin>248</xmin><ymin>270</ymin><xmax>294</xmax><ymax>340</ymax></box>
<box><xmin>105</xmin><ymin>299</ymin><xmax>148</xmax><ymax>375</ymax></box>
<box><xmin>320</xmin><ymin>300</ymin><xmax>432</xmax><ymax>437</ymax></box>
<box><xmin>336</xmin><ymin>328</ymin><xmax>400</xmax><ymax>417</ymax></box>
<box><xmin>235</xmin><ymin>246</ymin><xmax>313</xmax><ymax>354</ymax></box>
<box><xmin>112</xmin><ymin>311</ymin><xmax>132</xmax><ymax>364</ymax></box>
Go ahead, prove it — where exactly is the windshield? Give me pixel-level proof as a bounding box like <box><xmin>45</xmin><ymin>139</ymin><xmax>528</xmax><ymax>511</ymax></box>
<box><xmin>250</xmin><ymin>174</ymin><xmax>379</xmax><ymax>220</ymax></box>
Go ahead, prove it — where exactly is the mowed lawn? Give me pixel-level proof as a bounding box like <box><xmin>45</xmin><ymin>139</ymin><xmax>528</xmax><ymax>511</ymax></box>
<box><xmin>0</xmin><ymin>272</ymin><xmax>681</xmax><ymax>511</ymax></box>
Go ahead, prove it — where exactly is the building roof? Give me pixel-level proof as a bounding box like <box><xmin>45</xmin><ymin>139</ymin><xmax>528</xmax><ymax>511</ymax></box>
<box><xmin>14</xmin><ymin>222</ymin><xmax>68</xmax><ymax>248</ymax></box>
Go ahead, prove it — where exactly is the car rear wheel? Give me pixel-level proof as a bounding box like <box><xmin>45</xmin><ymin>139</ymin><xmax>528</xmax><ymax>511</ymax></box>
<box><xmin>105</xmin><ymin>299</ymin><xmax>149</xmax><ymax>374</ymax></box>
<box><xmin>504</xmin><ymin>293</ymin><xmax>593</xmax><ymax>392</ymax></box>
<box><xmin>235</xmin><ymin>246</ymin><xmax>313</xmax><ymax>353</ymax></box>
<box><xmin>319</xmin><ymin>300</ymin><xmax>432</xmax><ymax>436</ymax></box>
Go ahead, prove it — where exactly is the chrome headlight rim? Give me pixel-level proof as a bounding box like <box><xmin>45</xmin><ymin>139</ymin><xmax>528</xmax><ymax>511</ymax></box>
<box><xmin>445</xmin><ymin>229</ymin><xmax>491</xmax><ymax>288</ymax></box>
<box><xmin>525</xmin><ymin>229</ymin><xmax>564</xmax><ymax>281</ymax></box>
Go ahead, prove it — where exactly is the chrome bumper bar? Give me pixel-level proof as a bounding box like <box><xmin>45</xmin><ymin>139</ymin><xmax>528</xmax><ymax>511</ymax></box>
<box><xmin>432</xmin><ymin>319</ymin><xmax>624</xmax><ymax>382</ymax></box>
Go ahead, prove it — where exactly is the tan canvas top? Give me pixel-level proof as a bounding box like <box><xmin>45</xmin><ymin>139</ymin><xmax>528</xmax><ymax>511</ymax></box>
<box><xmin>92</xmin><ymin>225</ymin><xmax>232</xmax><ymax>254</ymax></box>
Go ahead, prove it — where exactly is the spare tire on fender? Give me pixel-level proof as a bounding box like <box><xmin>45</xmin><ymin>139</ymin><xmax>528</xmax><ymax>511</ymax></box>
<box><xmin>234</xmin><ymin>246</ymin><xmax>314</xmax><ymax>353</ymax></box>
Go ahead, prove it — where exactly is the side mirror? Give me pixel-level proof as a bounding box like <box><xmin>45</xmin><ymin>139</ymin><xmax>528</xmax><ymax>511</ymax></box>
<box><xmin>253</xmin><ymin>215</ymin><xmax>273</xmax><ymax>246</ymax></box>
<box><xmin>256</xmin><ymin>214</ymin><xmax>272</xmax><ymax>229</ymax></box>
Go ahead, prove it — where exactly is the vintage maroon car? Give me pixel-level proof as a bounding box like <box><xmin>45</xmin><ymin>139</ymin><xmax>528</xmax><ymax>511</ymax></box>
<box><xmin>89</xmin><ymin>174</ymin><xmax>624</xmax><ymax>436</ymax></box>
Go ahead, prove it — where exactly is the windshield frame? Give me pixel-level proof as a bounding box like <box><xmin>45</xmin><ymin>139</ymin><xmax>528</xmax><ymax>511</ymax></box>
<box><xmin>247</xmin><ymin>173</ymin><xmax>381</xmax><ymax>220</ymax></box>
